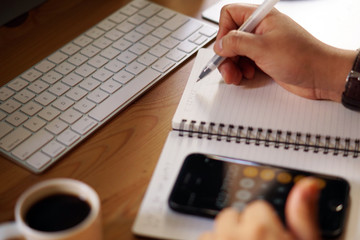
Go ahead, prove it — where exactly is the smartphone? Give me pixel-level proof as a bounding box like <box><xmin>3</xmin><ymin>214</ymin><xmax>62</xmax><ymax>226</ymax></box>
<box><xmin>168</xmin><ymin>153</ymin><xmax>350</xmax><ymax>238</ymax></box>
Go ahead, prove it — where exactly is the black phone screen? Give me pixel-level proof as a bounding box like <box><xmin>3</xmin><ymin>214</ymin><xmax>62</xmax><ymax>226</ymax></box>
<box><xmin>168</xmin><ymin>153</ymin><xmax>350</xmax><ymax>238</ymax></box>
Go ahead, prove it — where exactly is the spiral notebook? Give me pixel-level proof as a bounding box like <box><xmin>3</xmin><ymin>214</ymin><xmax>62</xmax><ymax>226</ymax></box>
<box><xmin>132</xmin><ymin>49</ymin><xmax>360</xmax><ymax>239</ymax></box>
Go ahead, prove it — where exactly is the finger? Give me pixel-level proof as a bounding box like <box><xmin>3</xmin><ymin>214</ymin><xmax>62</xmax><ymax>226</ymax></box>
<box><xmin>238</xmin><ymin>57</ymin><xmax>256</xmax><ymax>79</ymax></box>
<box><xmin>198</xmin><ymin>232</ymin><xmax>215</xmax><ymax>240</ymax></box>
<box><xmin>242</xmin><ymin>200</ymin><xmax>282</xmax><ymax>225</ymax></box>
<box><xmin>285</xmin><ymin>177</ymin><xmax>321</xmax><ymax>240</ymax></box>
<box><xmin>214</xmin><ymin>208</ymin><xmax>241</xmax><ymax>235</ymax></box>
<box><xmin>218</xmin><ymin>58</ymin><xmax>243</xmax><ymax>85</ymax></box>
<box><xmin>215</xmin><ymin>30</ymin><xmax>265</xmax><ymax>61</ymax></box>
<box><xmin>216</xmin><ymin>4</ymin><xmax>258</xmax><ymax>41</ymax></box>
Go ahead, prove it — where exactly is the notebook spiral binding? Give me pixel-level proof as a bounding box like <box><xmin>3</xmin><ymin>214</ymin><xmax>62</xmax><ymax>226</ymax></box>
<box><xmin>177</xmin><ymin>119</ymin><xmax>360</xmax><ymax>158</ymax></box>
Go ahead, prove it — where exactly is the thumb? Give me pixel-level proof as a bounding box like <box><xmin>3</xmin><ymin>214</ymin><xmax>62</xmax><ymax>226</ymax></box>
<box><xmin>214</xmin><ymin>30</ymin><xmax>264</xmax><ymax>61</ymax></box>
<box><xmin>285</xmin><ymin>177</ymin><xmax>321</xmax><ymax>240</ymax></box>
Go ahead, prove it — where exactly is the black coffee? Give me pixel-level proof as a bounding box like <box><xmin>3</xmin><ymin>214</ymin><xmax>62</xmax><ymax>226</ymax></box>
<box><xmin>25</xmin><ymin>193</ymin><xmax>91</xmax><ymax>232</ymax></box>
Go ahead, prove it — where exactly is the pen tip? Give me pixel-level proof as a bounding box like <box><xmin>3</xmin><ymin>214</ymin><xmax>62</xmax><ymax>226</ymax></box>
<box><xmin>196</xmin><ymin>78</ymin><xmax>201</xmax><ymax>82</ymax></box>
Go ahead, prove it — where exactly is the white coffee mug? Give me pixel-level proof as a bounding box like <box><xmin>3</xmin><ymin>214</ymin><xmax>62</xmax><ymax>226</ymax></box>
<box><xmin>0</xmin><ymin>178</ymin><xmax>102</xmax><ymax>240</ymax></box>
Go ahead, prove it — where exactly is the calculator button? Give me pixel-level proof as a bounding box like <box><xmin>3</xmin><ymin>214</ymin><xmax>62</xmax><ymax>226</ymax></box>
<box><xmin>239</xmin><ymin>178</ymin><xmax>255</xmax><ymax>189</ymax></box>
<box><xmin>294</xmin><ymin>175</ymin><xmax>306</xmax><ymax>183</ymax></box>
<box><xmin>260</xmin><ymin>169</ymin><xmax>275</xmax><ymax>181</ymax></box>
<box><xmin>243</xmin><ymin>166</ymin><xmax>258</xmax><ymax>177</ymax></box>
<box><xmin>235</xmin><ymin>189</ymin><xmax>252</xmax><ymax>201</ymax></box>
<box><xmin>315</xmin><ymin>178</ymin><xmax>326</xmax><ymax>189</ymax></box>
<box><xmin>277</xmin><ymin>172</ymin><xmax>292</xmax><ymax>184</ymax></box>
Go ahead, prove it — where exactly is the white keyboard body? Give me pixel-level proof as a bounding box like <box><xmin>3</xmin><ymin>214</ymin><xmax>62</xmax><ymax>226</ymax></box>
<box><xmin>0</xmin><ymin>0</ymin><xmax>217</xmax><ymax>173</ymax></box>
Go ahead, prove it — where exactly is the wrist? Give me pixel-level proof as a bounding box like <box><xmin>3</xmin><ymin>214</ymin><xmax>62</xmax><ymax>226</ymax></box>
<box><xmin>315</xmin><ymin>47</ymin><xmax>358</xmax><ymax>102</ymax></box>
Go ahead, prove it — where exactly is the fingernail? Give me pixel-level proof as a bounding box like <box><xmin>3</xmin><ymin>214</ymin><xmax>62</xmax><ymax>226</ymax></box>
<box><xmin>216</xmin><ymin>38</ymin><xmax>223</xmax><ymax>51</ymax></box>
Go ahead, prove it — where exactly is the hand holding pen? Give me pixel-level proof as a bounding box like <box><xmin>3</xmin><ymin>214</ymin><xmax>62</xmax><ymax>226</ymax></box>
<box><xmin>199</xmin><ymin>2</ymin><xmax>358</xmax><ymax>102</ymax></box>
<box><xmin>197</xmin><ymin>0</ymin><xmax>280</xmax><ymax>82</ymax></box>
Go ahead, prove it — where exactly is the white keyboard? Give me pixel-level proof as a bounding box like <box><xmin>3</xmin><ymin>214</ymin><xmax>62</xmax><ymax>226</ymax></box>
<box><xmin>0</xmin><ymin>0</ymin><xmax>217</xmax><ymax>173</ymax></box>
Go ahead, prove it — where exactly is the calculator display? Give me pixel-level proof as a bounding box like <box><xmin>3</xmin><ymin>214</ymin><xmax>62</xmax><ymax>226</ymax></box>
<box><xmin>168</xmin><ymin>153</ymin><xmax>350</xmax><ymax>238</ymax></box>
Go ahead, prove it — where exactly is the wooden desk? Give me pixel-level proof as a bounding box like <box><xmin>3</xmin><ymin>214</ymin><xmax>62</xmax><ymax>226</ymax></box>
<box><xmin>0</xmin><ymin>0</ymin><xmax>217</xmax><ymax>239</ymax></box>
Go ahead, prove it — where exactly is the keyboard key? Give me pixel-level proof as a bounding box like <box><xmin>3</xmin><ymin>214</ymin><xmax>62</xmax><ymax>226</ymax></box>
<box><xmin>97</xmin><ymin>19</ymin><xmax>116</xmax><ymax>31</ymax></box>
<box><xmin>108</xmin><ymin>11</ymin><xmax>127</xmax><ymax>24</ymax></box>
<box><xmin>61</xmin><ymin>73</ymin><xmax>83</xmax><ymax>87</ymax></box>
<box><xmin>61</xmin><ymin>43</ymin><xmax>81</xmax><ymax>56</ymax></box>
<box><xmin>81</xmin><ymin>45</ymin><xmax>101</xmax><ymax>58</ymax></box>
<box><xmin>35</xmin><ymin>60</ymin><xmax>56</xmax><ymax>73</ymax></box>
<box><xmin>104</xmin><ymin>29</ymin><xmax>124</xmax><ymax>41</ymax></box>
<box><xmin>57</xmin><ymin>129</ymin><xmax>80</xmax><ymax>146</ymax></box>
<box><xmin>73</xmin><ymin>35</ymin><xmax>93</xmax><ymax>47</ymax></box>
<box><xmin>35</xmin><ymin>91</ymin><xmax>57</xmax><ymax>106</ymax></box>
<box><xmin>48</xmin><ymin>51</ymin><xmax>68</xmax><ymax>64</ymax></box>
<box><xmin>79</xmin><ymin>77</ymin><xmax>101</xmax><ymax>91</ymax></box>
<box><xmin>89</xmin><ymin>68</ymin><xmax>160</xmax><ymax>122</ymax></box>
<box><xmin>92</xmin><ymin>68</ymin><xmax>113</xmax><ymax>82</ymax></box>
<box><xmin>178</xmin><ymin>41</ymin><xmax>197</xmax><ymax>53</ymax></box>
<box><xmin>7</xmin><ymin>78</ymin><xmax>28</xmax><ymax>91</ymax></box>
<box><xmin>75</xmin><ymin>64</ymin><xmax>96</xmax><ymax>77</ymax></box>
<box><xmin>113</xmin><ymin>38</ymin><xmax>132</xmax><ymax>51</ymax></box>
<box><xmin>0</xmin><ymin>127</ymin><xmax>31</xmax><ymax>151</ymax></box>
<box><xmin>152</xmin><ymin>57</ymin><xmax>175</xmax><ymax>73</ymax></box>
<box><xmin>45</xmin><ymin>118</ymin><xmax>68</xmax><ymax>135</ymax></box>
<box><xmin>26</xmin><ymin>152</ymin><xmax>51</xmax><ymax>170</ymax></box>
<box><xmin>6</xmin><ymin>111</ymin><xmax>28</xmax><ymax>127</ymax></box>
<box><xmin>100</xmin><ymin>46</ymin><xmax>121</xmax><ymax>60</ymax></box>
<box><xmin>160</xmin><ymin>36</ymin><xmax>180</xmax><ymax>49</ymax></box>
<box><xmin>52</xmin><ymin>96</ymin><xmax>75</xmax><ymax>111</ymax></box>
<box><xmin>87</xmin><ymin>89</ymin><xmax>109</xmax><ymax>104</ymax></box>
<box><xmin>0</xmin><ymin>122</ymin><xmax>13</xmax><ymax>139</ymax></box>
<box><xmin>149</xmin><ymin>44</ymin><xmax>168</xmax><ymax>57</ymax></box>
<box><xmin>117</xmin><ymin>50</ymin><xmax>137</xmax><ymax>64</ymax></box>
<box><xmin>73</xmin><ymin>98</ymin><xmax>96</xmax><ymax>114</ymax></box>
<box><xmin>71</xmin><ymin>116</ymin><xmax>97</xmax><ymax>135</ymax></box>
<box><xmin>104</xmin><ymin>59</ymin><xmax>126</xmax><ymax>73</ymax></box>
<box><xmin>0</xmin><ymin>99</ymin><xmax>22</xmax><ymax>114</ymax></box>
<box><xmin>116</xmin><ymin>21</ymin><xmax>136</xmax><ymax>33</ymax></box>
<box><xmin>20</xmin><ymin>102</ymin><xmax>43</xmax><ymax>116</ymax></box>
<box><xmin>49</xmin><ymin>82</ymin><xmax>70</xmax><ymax>96</ymax></box>
<box><xmin>42</xmin><ymin>70</ymin><xmax>62</xmax><ymax>84</ymax></box>
<box><xmin>27</xmin><ymin>80</ymin><xmax>49</xmax><ymax>94</ymax></box>
<box><xmin>172</xmin><ymin>19</ymin><xmax>202</xmax><ymax>41</ymax></box>
<box><xmin>14</xmin><ymin>89</ymin><xmax>35</xmax><ymax>103</ymax></box>
<box><xmin>38</xmin><ymin>106</ymin><xmax>61</xmax><ymax>121</ymax></box>
<box><xmin>100</xmin><ymin>79</ymin><xmax>122</xmax><ymax>94</ymax></box>
<box><xmin>23</xmin><ymin>116</ymin><xmax>46</xmax><ymax>132</ymax></box>
<box><xmin>125</xmin><ymin>62</ymin><xmax>146</xmax><ymax>75</ymax></box>
<box><xmin>68</xmin><ymin>53</ymin><xmax>89</xmax><ymax>66</ymax></box>
<box><xmin>166</xmin><ymin>49</ymin><xmax>186</xmax><ymax>62</ymax></box>
<box><xmin>0</xmin><ymin>87</ymin><xmax>15</xmax><ymax>101</ymax></box>
<box><xmin>55</xmin><ymin>62</ymin><xmax>76</xmax><ymax>75</ymax></box>
<box><xmin>88</xmin><ymin>55</ymin><xmax>108</xmax><ymax>68</ymax></box>
<box><xmin>21</xmin><ymin>69</ymin><xmax>42</xmax><ymax>82</ymax></box>
<box><xmin>113</xmin><ymin>70</ymin><xmax>134</xmax><ymax>84</ymax></box>
<box><xmin>42</xmin><ymin>141</ymin><xmax>66</xmax><ymax>158</ymax></box>
<box><xmin>163</xmin><ymin>14</ymin><xmax>188</xmax><ymax>31</ymax></box>
<box><xmin>66</xmin><ymin>86</ymin><xmax>88</xmax><ymax>101</ymax></box>
<box><xmin>93</xmin><ymin>36</ymin><xmax>113</xmax><ymax>49</ymax></box>
<box><xmin>12</xmin><ymin>129</ymin><xmax>54</xmax><ymax>160</ymax></box>
<box><xmin>85</xmin><ymin>27</ymin><xmax>105</xmax><ymax>39</ymax></box>
<box><xmin>60</xmin><ymin>108</ymin><xmax>82</xmax><ymax>124</ymax></box>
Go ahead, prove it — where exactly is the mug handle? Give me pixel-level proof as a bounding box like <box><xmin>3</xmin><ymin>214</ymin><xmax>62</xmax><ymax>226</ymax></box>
<box><xmin>0</xmin><ymin>222</ymin><xmax>22</xmax><ymax>240</ymax></box>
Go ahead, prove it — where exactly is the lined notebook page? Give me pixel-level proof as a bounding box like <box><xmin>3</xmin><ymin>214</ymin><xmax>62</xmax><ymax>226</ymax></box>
<box><xmin>173</xmin><ymin>49</ymin><xmax>360</xmax><ymax>139</ymax></box>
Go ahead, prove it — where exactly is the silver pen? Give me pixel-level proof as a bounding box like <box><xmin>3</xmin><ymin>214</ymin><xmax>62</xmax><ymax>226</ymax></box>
<box><xmin>197</xmin><ymin>0</ymin><xmax>280</xmax><ymax>82</ymax></box>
